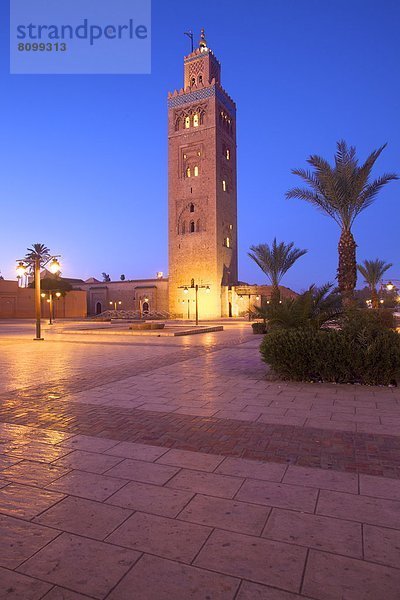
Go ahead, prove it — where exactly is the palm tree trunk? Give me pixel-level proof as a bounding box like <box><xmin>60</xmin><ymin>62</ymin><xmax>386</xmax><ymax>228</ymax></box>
<box><xmin>337</xmin><ymin>228</ymin><xmax>357</xmax><ymax>306</ymax></box>
<box><xmin>271</xmin><ymin>284</ymin><xmax>280</xmax><ymax>306</ymax></box>
<box><xmin>371</xmin><ymin>287</ymin><xmax>379</xmax><ymax>309</ymax></box>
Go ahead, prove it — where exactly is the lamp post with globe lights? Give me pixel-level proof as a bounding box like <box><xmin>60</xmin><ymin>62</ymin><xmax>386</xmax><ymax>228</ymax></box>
<box><xmin>180</xmin><ymin>280</ymin><xmax>211</xmax><ymax>325</ymax></box>
<box><xmin>16</xmin><ymin>244</ymin><xmax>61</xmax><ymax>340</ymax></box>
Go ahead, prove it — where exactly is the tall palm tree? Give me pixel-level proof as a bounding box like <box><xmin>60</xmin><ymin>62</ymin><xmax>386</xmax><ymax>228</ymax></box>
<box><xmin>286</xmin><ymin>141</ymin><xmax>398</xmax><ymax>305</ymax></box>
<box><xmin>358</xmin><ymin>259</ymin><xmax>393</xmax><ymax>309</ymax></box>
<box><xmin>248</xmin><ymin>238</ymin><xmax>307</xmax><ymax>304</ymax></box>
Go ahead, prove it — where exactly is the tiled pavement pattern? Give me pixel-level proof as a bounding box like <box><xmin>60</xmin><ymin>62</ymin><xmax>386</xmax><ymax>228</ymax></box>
<box><xmin>1</xmin><ymin>323</ymin><xmax>400</xmax><ymax>598</ymax></box>
<box><xmin>1</xmin><ymin>426</ymin><xmax>400</xmax><ymax>599</ymax></box>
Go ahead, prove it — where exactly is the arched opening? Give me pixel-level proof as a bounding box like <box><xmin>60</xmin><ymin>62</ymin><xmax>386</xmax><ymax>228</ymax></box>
<box><xmin>184</xmin><ymin>116</ymin><xmax>190</xmax><ymax>129</ymax></box>
<box><xmin>95</xmin><ymin>302</ymin><xmax>102</xmax><ymax>315</ymax></box>
<box><xmin>189</xmin><ymin>203</ymin><xmax>195</xmax><ymax>213</ymax></box>
<box><xmin>186</xmin><ymin>167</ymin><xmax>191</xmax><ymax>178</ymax></box>
<box><xmin>193</xmin><ymin>113</ymin><xmax>199</xmax><ymax>127</ymax></box>
<box><xmin>194</xmin><ymin>166</ymin><xmax>199</xmax><ymax>177</ymax></box>
<box><xmin>229</xmin><ymin>302</ymin><xmax>232</xmax><ymax>318</ymax></box>
<box><xmin>190</xmin><ymin>221</ymin><xmax>195</xmax><ymax>233</ymax></box>
<box><xmin>198</xmin><ymin>74</ymin><xmax>203</xmax><ymax>84</ymax></box>
<box><xmin>142</xmin><ymin>301</ymin><xmax>149</xmax><ymax>314</ymax></box>
<box><xmin>191</xmin><ymin>77</ymin><xmax>196</xmax><ymax>86</ymax></box>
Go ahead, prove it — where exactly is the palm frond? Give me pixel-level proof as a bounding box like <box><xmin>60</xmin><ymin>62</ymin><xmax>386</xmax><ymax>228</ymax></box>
<box><xmin>254</xmin><ymin>282</ymin><xmax>342</xmax><ymax>330</ymax></box>
<box><xmin>357</xmin><ymin>259</ymin><xmax>393</xmax><ymax>289</ymax></box>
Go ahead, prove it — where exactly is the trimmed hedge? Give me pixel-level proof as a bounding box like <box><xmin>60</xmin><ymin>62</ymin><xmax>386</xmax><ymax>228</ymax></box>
<box><xmin>260</xmin><ymin>321</ymin><xmax>400</xmax><ymax>385</ymax></box>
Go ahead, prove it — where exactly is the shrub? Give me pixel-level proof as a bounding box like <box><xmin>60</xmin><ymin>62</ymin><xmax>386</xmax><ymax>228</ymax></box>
<box><xmin>260</xmin><ymin>318</ymin><xmax>400</xmax><ymax>385</ymax></box>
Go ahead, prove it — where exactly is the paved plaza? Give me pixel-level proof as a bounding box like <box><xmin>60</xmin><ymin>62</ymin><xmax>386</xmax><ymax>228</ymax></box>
<box><xmin>1</xmin><ymin>321</ymin><xmax>400</xmax><ymax>599</ymax></box>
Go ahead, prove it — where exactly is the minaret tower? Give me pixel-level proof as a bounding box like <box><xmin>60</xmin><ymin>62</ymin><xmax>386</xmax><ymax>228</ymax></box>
<box><xmin>167</xmin><ymin>29</ymin><xmax>238</xmax><ymax>318</ymax></box>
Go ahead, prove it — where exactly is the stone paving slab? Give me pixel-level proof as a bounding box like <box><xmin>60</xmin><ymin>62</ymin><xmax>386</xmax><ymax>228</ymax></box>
<box><xmin>17</xmin><ymin>532</ymin><xmax>140</xmax><ymax>599</ymax></box>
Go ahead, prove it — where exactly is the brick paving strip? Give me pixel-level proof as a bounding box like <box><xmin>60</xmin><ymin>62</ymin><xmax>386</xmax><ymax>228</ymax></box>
<box><xmin>1</xmin><ymin>396</ymin><xmax>400</xmax><ymax>479</ymax></box>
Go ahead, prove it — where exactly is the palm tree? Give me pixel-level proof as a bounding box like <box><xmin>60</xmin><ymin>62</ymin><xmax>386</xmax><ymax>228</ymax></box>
<box><xmin>25</xmin><ymin>243</ymin><xmax>51</xmax><ymax>269</ymax></box>
<box><xmin>357</xmin><ymin>259</ymin><xmax>393</xmax><ymax>309</ymax></box>
<box><xmin>25</xmin><ymin>243</ymin><xmax>51</xmax><ymax>274</ymax></box>
<box><xmin>248</xmin><ymin>238</ymin><xmax>307</xmax><ymax>304</ymax></box>
<box><xmin>286</xmin><ymin>141</ymin><xmax>398</xmax><ymax>305</ymax></box>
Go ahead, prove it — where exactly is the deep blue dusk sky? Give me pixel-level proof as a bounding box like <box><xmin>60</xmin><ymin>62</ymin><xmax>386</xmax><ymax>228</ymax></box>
<box><xmin>1</xmin><ymin>0</ymin><xmax>399</xmax><ymax>290</ymax></box>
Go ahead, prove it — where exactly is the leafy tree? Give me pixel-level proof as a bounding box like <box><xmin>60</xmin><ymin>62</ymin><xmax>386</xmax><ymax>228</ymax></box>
<box><xmin>286</xmin><ymin>141</ymin><xmax>398</xmax><ymax>305</ymax></box>
<box><xmin>102</xmin><ymin>272</ymin><xmax>111</xmax><ymax>282</ymax></box>
<box><xmin>253</xmin><ymin>283</ymin><xmax>341</xmax><ymax>330</ymax></box>
<box><xmin>120</xmin><ymin>274</ymin><xmax>126</xmax><ymax>281</ymax></box>
<box><xmin>357</xmin><ymin>259</ymin><xmax>392</xmax><ymax>309</ymax></box>
<box><xmin>29</xmin><ymin>277</ymin><xmax>72</xmax><ymax>297</ymax></box>
<box><xmin>248</xmin><ymin>238</ymin><xmax>307</xmax><ymax>304</ymax></box>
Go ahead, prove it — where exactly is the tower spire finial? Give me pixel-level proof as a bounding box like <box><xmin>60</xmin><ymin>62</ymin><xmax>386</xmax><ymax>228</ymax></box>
<box><xmin>199</xmin><ymin>28</ymin><xmax>208</xmax><ymax>50</ymax></box>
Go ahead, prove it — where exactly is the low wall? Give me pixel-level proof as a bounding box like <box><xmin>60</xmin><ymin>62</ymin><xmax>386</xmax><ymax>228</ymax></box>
<box><xmin>0</xmin><ymin>280</ymin><xmax>87</xmax><ymax>319</ymax></box>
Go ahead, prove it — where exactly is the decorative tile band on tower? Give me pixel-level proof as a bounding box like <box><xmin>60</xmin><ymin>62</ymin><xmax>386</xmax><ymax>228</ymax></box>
<box><xmin>168</xmin><ymin>85</ymin><xmax>236</xmax><ymax>114</ymax></box>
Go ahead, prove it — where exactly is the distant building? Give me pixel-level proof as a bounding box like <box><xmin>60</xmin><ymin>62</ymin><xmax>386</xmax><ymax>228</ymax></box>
<box><xmin>78</xmin><ymin>277</ymin><xmax>168</xmax><ymax>316</ymax></box>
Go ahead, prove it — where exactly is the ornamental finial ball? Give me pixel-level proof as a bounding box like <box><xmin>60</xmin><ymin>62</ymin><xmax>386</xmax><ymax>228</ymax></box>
<box><xmin>199</xmin><ymin>28</ymin><xmax>207</xmax><ymax>49</ymax></box>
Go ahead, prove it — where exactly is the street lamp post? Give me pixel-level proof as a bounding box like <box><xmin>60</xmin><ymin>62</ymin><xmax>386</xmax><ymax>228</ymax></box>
<box><xmin>180</xmin><ymin>281</ymin><xmax>210</xmax><ymax>326</ymax></box>
<box><xmin>41</xmin><ymin>290</ymin><xmax>62</xmax><ymax>324</ymax></box>
<box><xmin>16</xmin><ymin>254</ymin><xmax>61</xmax><ymax>341</ymax></box>
<box><xmin>109</xmin><ymin>301</ymin><xmax>122</xmax><ymax>311</ymax></box>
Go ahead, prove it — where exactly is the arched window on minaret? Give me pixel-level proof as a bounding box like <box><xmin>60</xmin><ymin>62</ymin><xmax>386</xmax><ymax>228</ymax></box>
<box><xmin>194</xmin><ymin>166</ymin><xmax>199</xmax><ymax>177</ymax></box>
<box><xmin>190</xmin><ymin>203</ymin><xmax>195</xmax><ymax>213</ymax></box>
<box><xmin>191</xmin><ymin>77</ymin><xmax>196</xmax><ymax>86</ymax></box>
<box><xmin>198</xmin><ymin>74</ymin><xmax>203</xmax><ymax>84</ymax></box>
<box><xmin>175</xmin><ymin>118</ymin><xmax>181</xmax><ymax>132</ymax></box>
<box><xmin>185</xmin><ymin>116</ymin><xmax>190</xmax><ymax>129</ymax></box>
<box><xmin>193</xmin><ymin>113</ymin><xmax>199</xmax><ymax>127</ymax></box>
<box><xmin>190</xmin><ymin>221</ymin><xmax>195</xmax><ymax>233</ymax></box>
<box><xmin>186</xmin><ymin>166</ymin><xmax>191</xmax><ymax>178</ymax></box>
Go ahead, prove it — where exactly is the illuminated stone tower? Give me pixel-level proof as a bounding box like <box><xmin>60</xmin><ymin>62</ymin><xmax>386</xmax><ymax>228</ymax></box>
<box><xmin>167</xmin><ymin>29</ymin><xmax>238</xmax><ymax>318</ymax></box>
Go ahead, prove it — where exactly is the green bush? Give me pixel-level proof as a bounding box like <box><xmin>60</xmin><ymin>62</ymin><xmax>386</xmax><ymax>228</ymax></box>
<box><xmin>260</xmin><ymin>317</ymin><xmax>400</xmax><ymax>385</ymax></box>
